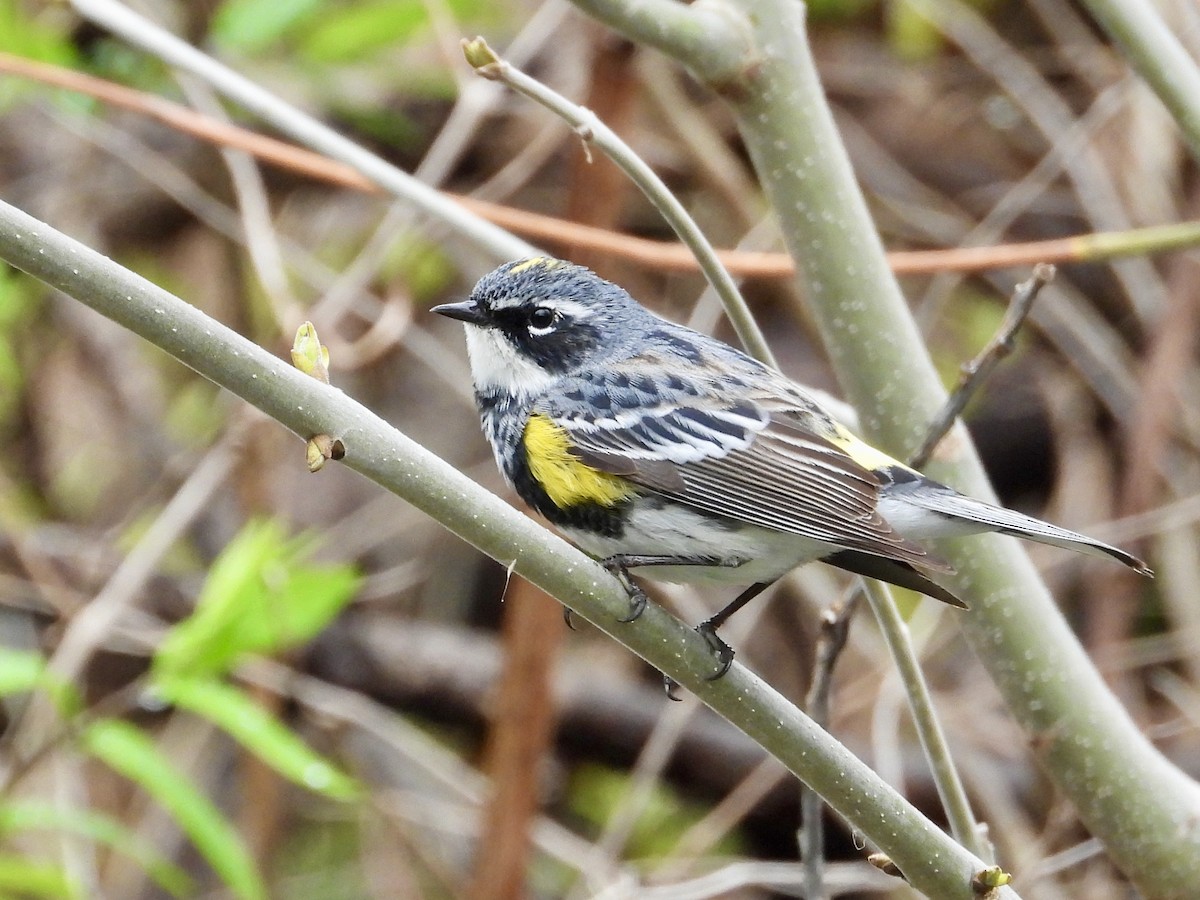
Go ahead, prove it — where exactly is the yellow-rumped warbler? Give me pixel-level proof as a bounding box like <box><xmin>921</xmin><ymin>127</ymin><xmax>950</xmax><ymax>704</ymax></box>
<box><xmin>433</xmin><ymin>257</ymin><xmax>1151</xmax><ymax>671</ymax></box>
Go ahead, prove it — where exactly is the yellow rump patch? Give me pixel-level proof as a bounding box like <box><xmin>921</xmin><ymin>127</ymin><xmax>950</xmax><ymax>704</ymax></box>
<box><xmin>508</xmin><ymin>256</ymin><xmax>565</xmax><ymax>275</ymax></box>
<box><xmin>524</xmin><ymin>414</ymin><xmax>637</xmax><ymax>508</ymax></box>
<box><xmin>829</xmin><ymin>425</ymin><xmax>911</xmax><ymax>474</ymax></box>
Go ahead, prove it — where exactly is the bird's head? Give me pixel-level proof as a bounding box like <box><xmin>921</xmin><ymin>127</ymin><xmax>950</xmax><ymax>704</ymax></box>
<box><xmin>432</xmin><ymin>257</ymin><xmax>646</xmax><ymax>396</ymax></box>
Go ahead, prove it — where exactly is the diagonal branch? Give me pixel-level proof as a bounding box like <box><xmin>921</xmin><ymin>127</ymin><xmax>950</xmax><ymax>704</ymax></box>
<box><xmin>0</xmin><ymin>196</ymin><xmax>1001</xmax><ymax>899</ymax></box>
<box><xmin>909</xmin><ymin>264</ymin><xmax>1055</xmax><ymax>471</ymax></box>
<box><xmin>1080</xmin><ymin>0</ymin><xmax>1200</xmax><ymax>164</ymax></box>
<box><xmin>69</xmin><ymin>0</ymin><xmax>532</xmax><ymax>262</ymax></box>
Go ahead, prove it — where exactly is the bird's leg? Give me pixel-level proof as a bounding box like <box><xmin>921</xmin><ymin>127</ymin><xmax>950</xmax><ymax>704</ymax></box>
<box><xmin>598</xmin><ymin>556</ymin><xmax>650</xmax><ymax>623</ymax></box>
<box><xmin>695</xmin><ymin>581</ymin><xmax>774</xmax><ymax>680</ymax></box>
<box><xmin>661</xmin><ymin>582</ymin><xmax>774</xmax><ymax>697</ymax></box>
<box><xmin>599</xmin><ymin>553</ymin><xmax>747</xmax><ymax>623</ymax></box>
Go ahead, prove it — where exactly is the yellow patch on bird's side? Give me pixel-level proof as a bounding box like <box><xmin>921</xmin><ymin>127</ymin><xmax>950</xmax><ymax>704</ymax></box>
<box><xmin>829</xmin><ymin>425</ymin><xmax>912</xmax><ymax>474</ymax></box>
<box><xmin>524</xmin><ymin>414</ymin><xmax>638</xmax><ymax>508</ymax></box>
<box><xmin>508</xmin><ymin>256</ymin><xmax>565</xmax><ymax>275</ymax></box>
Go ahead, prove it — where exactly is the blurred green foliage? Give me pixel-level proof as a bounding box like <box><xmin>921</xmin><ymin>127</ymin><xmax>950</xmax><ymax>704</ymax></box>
<box><xmin>0</xmin><ymin>803</ymin><xmax>194</xmax><ymax>897</ymax></box>
<box><xmin>153</xmin><ymin>518</ymin><xmax>361</xmax><ymax>680</ymax></box>
<box><xmin>567</xmin><ymin>762</ymin><xmax>745</xmax><ymax>862</ymax></box>
<box><xmin>0</xmin><ymin>518</ymin><xmax>363</xmax><ymax>898</ymax></box>
<box><xmin>0</xmin><ymin>853</ymin><xmax>78</xmax><ymax>898</ymax></box>
<box><xmin>151</xmin><ymin>676</ymin><xmax>362</xmax><ymax>801</ymax></box>
<box><xmin>82</xmin><ymin>718</ymin><xmax>268</xmax><ymax>900</ymax></box>
<box><xmin>0</xmin><ymin>0</ymin><xmax>78</xmax><ymax>96</ymax></box>
<box><xmin>213</xmin><ymin>0</ymin><xmax>497</xmax><ymax>62</ymax></box>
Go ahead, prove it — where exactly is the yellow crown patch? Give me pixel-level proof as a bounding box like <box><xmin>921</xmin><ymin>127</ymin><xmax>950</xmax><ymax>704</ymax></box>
<box><xmin>508</xmin><ymin>256</ymin><xmax>566</xmax><ymax>276</ymax></box>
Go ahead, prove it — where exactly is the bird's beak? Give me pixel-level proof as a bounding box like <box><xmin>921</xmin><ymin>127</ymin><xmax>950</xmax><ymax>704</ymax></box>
<box><xmin>431</xmin><ymin>299</ymin><xmax>488</xmax><ymax>326</ymax></box>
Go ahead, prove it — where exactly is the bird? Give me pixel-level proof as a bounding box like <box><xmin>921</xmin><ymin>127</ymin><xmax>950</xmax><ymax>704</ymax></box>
<box><xmin>432</xmin><ymin>256</ymin><xmax>1152</xmax><ymax>674</ymax></box>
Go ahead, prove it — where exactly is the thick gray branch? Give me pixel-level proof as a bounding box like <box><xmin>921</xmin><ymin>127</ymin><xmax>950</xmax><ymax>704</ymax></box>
<box><xmin>571</xmin><ymin>0</ymin><xmax>1200</xmax><ymax>895</ymax></box>
<box><xmin>0</xmin><ymin>198</ymin><xmax>995</xmax><ymax>897</ymax></box>
<box><xmin>1081</xmin><ymin>0</ymin><xmax>1200</xmax><ymax>164</ymax></box>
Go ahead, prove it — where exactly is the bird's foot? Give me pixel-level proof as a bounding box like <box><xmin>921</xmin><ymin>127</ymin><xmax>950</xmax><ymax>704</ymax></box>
<box><xmin>599</xmin><ymin>556</ymin><xmax>650</xmax><ymax>623</ymax></box>
<box><xmin>696</xmin><ymin>618</ymin><xmax>736</xmax><ymax>680</ymax></box>
<box><xmin>662</xmin><ymin>673</ymin><xmax>684</xmax><ymax>701</ymax></box>
<box><xmin>659</xmin><ymin>621</ymin><xmax>736</xmax><ymax>699</ymax></box>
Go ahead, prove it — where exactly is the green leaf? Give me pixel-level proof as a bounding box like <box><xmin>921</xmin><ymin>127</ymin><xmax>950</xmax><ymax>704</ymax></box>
<box><xmin>0</xmin><ymin>649</ymin><xmax>79</xmax><ymax>716</ymax></box>
<box><xmin>81</xmin><ymin>719</ymin><xmax>265</xmax><ymax>900</ymax></box>
<box><xmin>0</xmin><ymin>649</ymin><xmax>48</xmax><ymax>695</ymax></box>
<box><xmin>0</xmin><ymin>0</ymin><xmax>79</xmax><ymax>65</ymax></box>
<box><xmin>153</xmin><ymin>519</ymin><xmax>361</xmax><ymax>680</ymax></box>
<box><xmin>299</xmin><ymin>1</ymin><xmax>429</xmax><ymax>63</ymax></box>
<box><xmin>212</xmin><ymin>0</ymin><xmax>325</xmax><ymax>54</ymax></box>
<box><xmin>0</xmin><ymin>854</ymin><xmax>77</xmax><ymax>898</ymax></box>
<box><xmin>152</xmin><ymin>677</ymin><xmax>361</xmax><ymax>801</ymax></box>
<box><xmin>0</xmin><ymin>803</ymin><xmax>192</xmax><ymax>897</ymax></box>
<box><xmin>0</xmin><ymin>0</ymin><xmax>83</xmax><ymax>114</ymax></box>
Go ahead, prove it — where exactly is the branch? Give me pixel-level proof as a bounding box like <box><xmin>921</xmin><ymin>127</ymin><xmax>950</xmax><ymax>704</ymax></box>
<box><xmin>800</xmin><ymin>588</ymin><xmax>859</xmax><ymax>898</ymax></box>
<box><xmin>5</xmin><ymin>52</ymin><xmax>1200</xmax><ymax>278</ymax></box>
<box><xmin>800</xmin><ymin>265</ymin><xmax>1053</xmax><ymax>875</ymax></box>
<box><xmin>859</xmin><ymin>581</ymin><xmax>985</xmax><ymax>859</ymax></box>
<box><xmin>0</xmin><ymin>197</ymin><xmax>997</xmax><ymax>898</ymax></box>
<box><xmin>908</xmin><ymin>264</ymin><xmax>1054</xmax><ymax>471</ymax></box>
<box><xmin>563</xmin><ymin>0</ymin><xmax>753</xmax><ymax>89</ymax></box>
<box><xmin>1080</xmin><ymin>0</ymin><xmax>1200</xmax><ymax>165</ymax></box>
<box><xmin>462</xmin><ymin>36</ymin><xmax>774</xmax><ymax>365</ymax></box>
<box><xmin>69</xmin><ymin>0</ymin><xmax>532</xmax><ymax>262</ymax></box>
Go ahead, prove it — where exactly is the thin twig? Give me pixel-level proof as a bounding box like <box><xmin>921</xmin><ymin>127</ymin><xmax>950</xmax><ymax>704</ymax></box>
<box><xmin>799</xmin><ymin>268</ymin><xmax>1052</xmax><ymax>878</ymax></box>
<box><xmin>1080</xmin><ymin>0</ymin><xmax>1200</xmax><ymax>164</ymax></box>
<box><xmin>861</xmin><ymin>582</ymin><xmax>987</xmax><ymax>858</ymax></box>
<box><xmin>799</xmin><ymin>588</ymin><xmax>861</xmax><ymax>900</ymax></box>
<box><xmin>909</xmin><ymin>264</ymin><xmax>1056</xmax><ymax>470</ymax></box>
<box><xmin>69</xmin><ymin>0</ymin><xmax>532</xmax><ymax>261</ymax></box>
<box><xmin>461</xmin><ymin>36</ymin><xmax>776</xmax><ymax>368</ymax></box>
<box><xmin>176</xmin><ymin>76</ymin><xmax>301</xmax><ymax>333</ymax></box>
<box><xmin>906</xmin><ymin>0</ymin><xmax>1168</xmax><ymax>326</ymax></box>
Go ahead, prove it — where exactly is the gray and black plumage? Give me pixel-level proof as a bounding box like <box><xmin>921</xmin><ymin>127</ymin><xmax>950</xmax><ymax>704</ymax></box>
<box><xmin>434</xmin><ymin>257</ymin><xmax>1152</xmax><ymax>669</ymax></box>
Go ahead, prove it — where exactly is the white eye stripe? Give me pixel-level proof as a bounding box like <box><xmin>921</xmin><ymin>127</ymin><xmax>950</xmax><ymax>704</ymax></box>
<box><xmin>545</xmin><ymin>298</ymin><xmax>594</xmax><ymax>320</ymax></box>
<box><xmin>522</xmin><ymin>297</ymin><xmax>595</xmax><ymax>334</ymax></box>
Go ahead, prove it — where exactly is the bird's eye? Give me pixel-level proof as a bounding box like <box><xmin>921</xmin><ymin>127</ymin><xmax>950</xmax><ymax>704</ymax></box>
<box><xmin>528</xmin><ymin>306</ymin><xmax>557</xmax><ymax>332</ymax></box>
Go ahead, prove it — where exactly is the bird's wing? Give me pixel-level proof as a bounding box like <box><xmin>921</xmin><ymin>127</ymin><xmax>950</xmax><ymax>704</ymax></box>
<box><xmin>539</xmin><ymin>367</ymin><xmax>947</xmax><ymax>572</ymax></box>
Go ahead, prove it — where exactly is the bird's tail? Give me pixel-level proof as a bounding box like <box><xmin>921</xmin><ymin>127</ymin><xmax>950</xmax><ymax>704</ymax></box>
<box><xmin>898</xmin><ymin>488</ymin><xmax>1152</xmax><ymax>576</ymax></box>
<box><xmin>821</xmin><ymin>550</ymin><xmax>969</xmax><ymax>608</ymax></box>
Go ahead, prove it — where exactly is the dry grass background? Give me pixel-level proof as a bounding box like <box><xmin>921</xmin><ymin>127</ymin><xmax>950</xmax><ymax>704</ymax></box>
<box><xmin>1</xmin><ymin>0</ymin><xmax>1198</xmax><ymax>897</ymax></box>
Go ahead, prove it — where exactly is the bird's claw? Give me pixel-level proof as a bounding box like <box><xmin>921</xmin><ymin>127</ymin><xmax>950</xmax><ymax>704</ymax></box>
<box><xmin>697</xmin><ymin>619</ymin><xmax>736</xmax><ymax>680</ymax></box>
<box><xmin>600</xmin><ymin>557</ymin><xmax>649</xmax><ymax>623</ymax></box>
<box><xmin>663</xmin><ymin>673</ymin><xmax>683</xmax><ymax>701</ymax></box>
<box><xmin>659</xmin><ymin>621</ymin><xmax>736</xmax><ymax>698</ymax></box>
<box><xmin>617</xmin><ymin>584</ymin><xmax>648</xmax><ymax>623</ymax></box>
